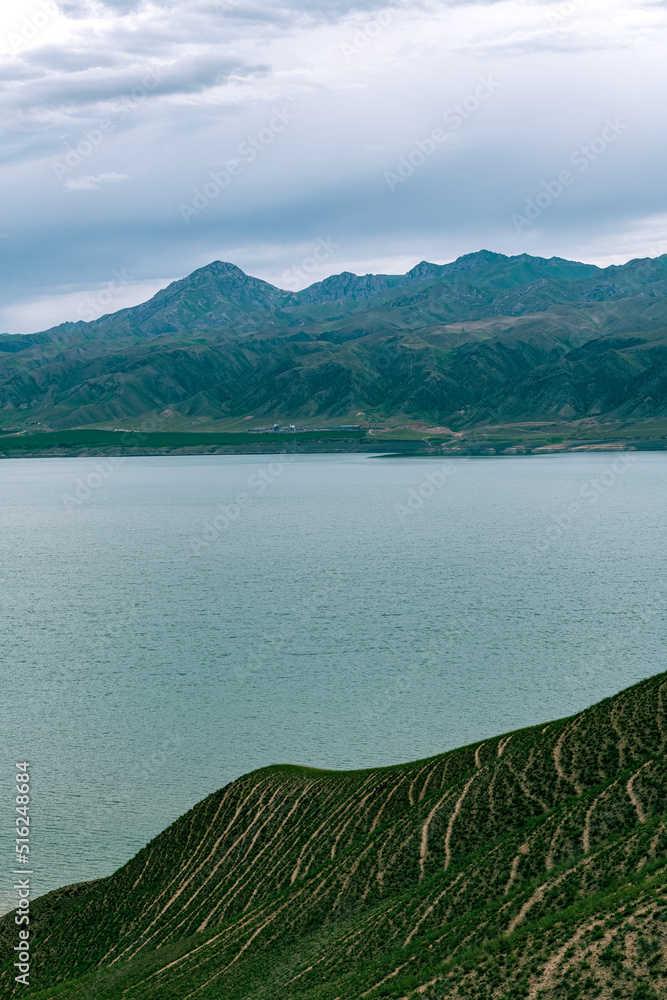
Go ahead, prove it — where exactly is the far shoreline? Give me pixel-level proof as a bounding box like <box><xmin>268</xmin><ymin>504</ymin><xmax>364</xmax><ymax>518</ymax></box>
<box><xmin>1</xmin><ymin>441</ymin><xmax>665</xmax><ymax>460</ymax></box>
<box><xmin>2</xmin><ymin>422</ymin><xmax>667</xmax><ymax>459</ymax></box>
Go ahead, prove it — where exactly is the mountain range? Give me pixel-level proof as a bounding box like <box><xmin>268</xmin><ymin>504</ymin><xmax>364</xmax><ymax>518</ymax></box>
<box><xmin>1</xmin><ymin>671</ymin><xmax>666</xmax><ymax>998</ymax></box>
<box><xmin>2</xmin><ymin>250</ymin><xmax>667</xmax><ymax>438</ymax></box>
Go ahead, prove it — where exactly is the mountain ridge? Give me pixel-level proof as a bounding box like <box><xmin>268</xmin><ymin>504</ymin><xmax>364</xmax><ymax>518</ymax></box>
<box><xmin>8</xmin><ymin>250</ymin><xmax>667</xmax><ymax>344</ymax></box>
<box><xmin>3</xmin><ymin>250</ymin><xmax>667</xmax><ymax>435</ymax></box>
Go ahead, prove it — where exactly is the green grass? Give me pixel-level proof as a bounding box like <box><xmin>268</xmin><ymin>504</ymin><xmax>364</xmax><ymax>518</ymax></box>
<box><xmin>1</xmin><ymin>672</ymin><xmax>666</xmax><ymax>998</ymax></box>
<box><xmin>3</xmin><ymin>422</ymin><xmax>667</xmax><ymax>456</ymax></box>
<box><xmin>0</xmin><ymin>428</ymin><xmax>368</xmax><ymax>451</ymax></box>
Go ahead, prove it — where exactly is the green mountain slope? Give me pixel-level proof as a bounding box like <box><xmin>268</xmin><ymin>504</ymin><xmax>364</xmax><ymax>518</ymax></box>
<box><xmin>2</xmin><ymin>672</ymin><xmax>666</xmax><ymax>999</ymax></box>
<box><xmin>3</xmin><ymin>250</ymin><xmax>667</xmax><ymax>434</ymax></box>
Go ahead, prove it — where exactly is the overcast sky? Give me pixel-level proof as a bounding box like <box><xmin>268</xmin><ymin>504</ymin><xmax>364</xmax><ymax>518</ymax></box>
<box><xmin>1</xmin><ymin>0</ymin><xmax>666</xmax><ymax>333</ymax></box>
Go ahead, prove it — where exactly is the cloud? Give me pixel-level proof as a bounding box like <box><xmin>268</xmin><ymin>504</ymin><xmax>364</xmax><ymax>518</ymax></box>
<box><xmin>51</xmin><ymin>0</ymin><xmax>391</xmax><ymax>29</ymax></box>
<box><xmin>21</xmin><ymin>44</ymin><xmax>128</xmax><ymax>73</ymax></box>
<box><xmin>3</xmin><ymin>55</ymin><xmax>268</xmax><ymax>116</ymax></box>
<box><xmin>64</xmin><ymin>170</ymin><xmax>129</xmax><ymax>189</ymax></box>
<box><xmin>57</xmin><ymin>0</ymin><xmax>144</xmax><ymax>14</ymax></box>
<box><xmin>0</xmin><ymin>0</ymin><xmax>666</xmax><ymax>333</ymax></box>
<box><xmin>0</xmin><ymin>276</ymin><xmax>171</xmax><ymax>334</ymax></box>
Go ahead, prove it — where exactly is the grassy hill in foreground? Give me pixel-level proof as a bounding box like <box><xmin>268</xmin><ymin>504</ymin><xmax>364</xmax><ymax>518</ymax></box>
<box><xmin>1</xmin><ymin>673</ymin><xmax>666</xmax><ymax>999</ymax></box>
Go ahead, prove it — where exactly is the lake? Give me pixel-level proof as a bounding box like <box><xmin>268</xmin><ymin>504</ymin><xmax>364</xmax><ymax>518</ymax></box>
<box><xmin>1</xmin><ymin>451</ymin><xmax>665</xmax><ymax>912</ymax></box>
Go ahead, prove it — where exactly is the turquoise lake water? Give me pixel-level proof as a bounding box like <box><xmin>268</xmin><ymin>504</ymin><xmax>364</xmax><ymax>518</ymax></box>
<box><xmin>1</xmin><ymin>451</ymin><xmax>665</xmax><ymax>912</ymax></box>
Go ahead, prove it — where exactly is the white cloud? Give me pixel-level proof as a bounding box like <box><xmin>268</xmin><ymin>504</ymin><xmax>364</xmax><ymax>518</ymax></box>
<box><xmin>0</xmin><ymin>277</ymin><xmax>171</xmax><ymax>334</ymax></box>
<box><xmin>569</xmin><ymin>214</ymin><xmax>667</xmax><ymax>267</ymax></box>
<box><xmin>64</xmin><ymin>170</ymin><xmax>129</xmax><ymax>189</ymax></box>
<box><xmin>0</xmin><ymin>0</ymin><xmax>666</xmax><ymax>332</ymax></box>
